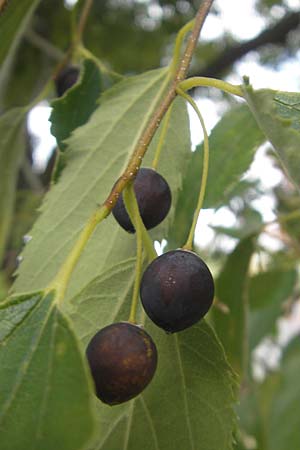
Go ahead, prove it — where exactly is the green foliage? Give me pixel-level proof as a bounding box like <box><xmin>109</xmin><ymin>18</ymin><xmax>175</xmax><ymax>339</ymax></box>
<box><xmin>249</xmin><ymin>269</ymin><xmax>297</xmax><ymax>350</ymax></box>
<box><xmin>213</xmin><ymin>237</ymin><xmax>255</xmax><ymax>375</ymax></box>
<box><xmin>0</xmin><ymin>291</ymin><xmax>96</xmax><ymax>450</ymax></box>
<box><xmin>0</xmin><ymin>0</ymin><xmax>41</xmax><ymax>80</ymax></box>
<box><xmin>243</xmin><ymin>85</ymin><xmax>300</xmax><ymax>191</ymax></box>
<box><xmin>69</xmin><ymin>264</ymin><xmax>236</xmax><ymax>450</ymax></box>
<box><xmin>0</xmin><ymin>107</ymin><xmax>27</xmax><ymax>263</ymax></box>
<box><xmin>169</xmin><ymin>104</ymin><xmax>265</xmax><ymax>248</ymax></box>
<box><xmin>1</xmin><ymin>3</ymin><xmax>300</xmax><ymax>449</ymax></box>
<box><xmin>14</xmin><ymin>68</ymin><xmax>190</xmax><ymax>296</ymax></box>
<box><xmin>51</xmin><ymin>59</ymin><xmax>104</xmax><ymax>151</ymax></box>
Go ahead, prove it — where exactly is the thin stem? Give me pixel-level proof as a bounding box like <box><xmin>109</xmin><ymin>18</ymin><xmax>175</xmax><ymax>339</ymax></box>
<box><xmin>176</xmin><ymin>87</ymin><xmax>210</xmax><ymax>250</ymax></box>
<box><xmin>123</xmin><ymin>185</ymin><xmax>144</xmax><ymax>324</ymax></box>
<box><xmin>46</xmin><ymin>205</ymin><xmax>109</xmax><ymax>303</ymax></box>
<box><xmin>76</xmin><ymin>0</ymin><xmax>94</xmax><ymax>43</ymax></box>
<box><xmin>170</xmin><ymin>19</ymin><xmax>195</xmax><ymax>76</ymax></box>
<box><xmin>25</xmin><ymin>29</ymin><xmax>65</xmax><ymax>62</ymax></box>
<box><xmin>152</xmin><ymin>105</ymin><xmax>173</xmax><ymax>170</ymax></box>
<box><xmin>179</xmin><ymin>77</ymin><xmax>244</xmax><ymax>97</ymax></box>
<box><xmin>104</xmin><ymin>0</ymin><xmax>214</xmax><ymax>209</ymax></box>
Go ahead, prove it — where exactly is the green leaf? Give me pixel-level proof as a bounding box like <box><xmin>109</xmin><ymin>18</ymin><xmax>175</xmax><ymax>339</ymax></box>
<box><xmin>248</xmin><ymin>269</ymin><xmax>296</xmax><ymax>350</ymax></box>
<box><xmin>0</xmin><ymin>107</ymin><xmax>27</xmax><ymax>263</ymax></box>
<box><xmin>169</xmin><ymin>104</ymin><xmax>264</xmax><ymax>248</ymax></box>
<box><xmin>14</xmin><ymin>68</ymin><xmax>191</xmax><ymax>298</ymax></box>
<box><xmin>0</xmin><ymin>0</ymin><xmax>41</xmax><ymax>80</ymax></box>
<box><xmin>0</xmin><ymin>291</ymin><xmax>96</xmax><ymax>450</ymax></box>
<box><xmin>67</xmin><ymin>261</ymin><xmax>237</xmax><ymax>450</ymax></box>
<box><xmin>213</xmin><ymin>237</ymin><xmax>255</xmax><ymax>375</ymax></box>
<box><xmin>243</xmin><ymin>85</ymin><xmax>300</xmax><ymax>190</ymax></box>
<box><xmin>270</xmin><ymin>337</ymin><xmax>300</xmax><ymax>450</ymax></box>
<box><xmin>50</xmin><ymin>59</ymin><xmax>104</xmax><ymax>151</ymax></box>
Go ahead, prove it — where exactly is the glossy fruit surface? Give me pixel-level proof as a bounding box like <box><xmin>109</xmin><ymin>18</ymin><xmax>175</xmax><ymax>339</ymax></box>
<box><xmin>86</xmin><ymin>322</ymin><xmax>157</xmax><ymax>405</ymax></box>
<box><xmin>55</xmin><ymin>66</ymin><xmax>80</xmax><ymax>97</ymax></box>
<box><xmin>140</xmin><ymin>249</ymin><xmax>214</xmax><ymax>332</ymax></box>
<box><xmin>112</xmin><ymin>168</ymin><xmax>171</xmax><ymax>233</ymax></box>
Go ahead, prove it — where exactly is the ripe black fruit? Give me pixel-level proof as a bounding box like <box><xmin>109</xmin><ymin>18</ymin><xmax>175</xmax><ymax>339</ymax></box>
<box><xmin>112</xmin><ymin>168</ymin><xmax>171</xmax><ymax>233</ymax></box>
<box><xmin>86</xmin><ymin>322</ymin><xmax>157</xmax><ymax>405</ymax></box>
<box><xmin>140</xmin><ymin>249</ymin><xmax>214</xmax><ymax>332</ymax></box>
<box><xmin>55</xmin><ymin>66</ymin><xmax>80</xmax><ymax>97</ymax></box>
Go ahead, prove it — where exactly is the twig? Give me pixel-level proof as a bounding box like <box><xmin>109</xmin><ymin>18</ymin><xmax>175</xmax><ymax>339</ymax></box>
<box><xmin>76</xmin><ymin>0</ymin><xmax>94</xmax><ymax>43</ymax></box>
<box><xmin>25</xmin><ymin>29</ymin><xmax>65</xmax><ymax>62</ymax></box>
<box><xmin>104</xmin><ymin>0</ymin><xmax>214</xmax><ymax>209</ymax></box>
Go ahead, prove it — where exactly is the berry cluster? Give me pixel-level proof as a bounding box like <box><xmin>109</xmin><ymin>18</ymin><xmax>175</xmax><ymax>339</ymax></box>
<box><xmin>86</xmin><ymin>168</ymin><xmax>214</xmax><ymax>405</ymax></box>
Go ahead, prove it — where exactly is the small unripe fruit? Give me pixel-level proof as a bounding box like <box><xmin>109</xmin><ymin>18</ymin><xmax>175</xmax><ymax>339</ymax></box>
<box><xmin>86</xmin><ymin>322</ymin><xmax>157</xmax><ymax>405</ymax></box>
<box><xmin>112</xmin><ymin>168</ymin><xmax>171</xmax><ymax>233</ymax></box>
<box><xmin>55</xmin><ymin>66</ymin><xmax>80</xmax><ymax>97</ymax></box>
<box><xmin>140</xmin><ymin>249</ymin><xmax>214</xmax><ymax>332</ymax></box>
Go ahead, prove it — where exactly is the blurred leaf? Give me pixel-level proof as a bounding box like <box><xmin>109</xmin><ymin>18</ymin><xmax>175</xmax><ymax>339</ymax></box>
<box><xmin>14</xmin><ymin>69</ymin><xmax>191</xmax><ymax>298</ymax></box>
<box><xmin>243</xmin><ymin>85</ymin><xmax>300</xmax><ymax>190</ymax></box>
<box><xmin>169</xmin><ymin>104</ymin><xmax>264</xmax><ymax>248</ymax></box>
<box><xmin>0</xmin><ymin>0</ymin><xmax>41</xmax><ymax>81</ymax></box>
<box><xmin>0</xmin><ymin>291</ymin><xmax>96</xmax><ymax>450</ymax></box>
<box><xmin>0</xmin><ymin>107</ymin><xmax>27</xmax><ymax>264</ymax></box>
<box><xmin>67</xmin><ymin>260</ymin><xmax>237</xmax><ymax>450</ymax></box>
<box><xmin>249</xmin><ymin>269</ymin><xmax>296</xmax><ymax>350</ymax></box>
<box><xmin>212</xmin><ymin>207</ymin><xmax>263</xmax><ymax>240</ymax></box>
<box><xmin>213</xmin><ymin>237</ymin><xmax>255</xmax><ymax>375</ymax></box>
<box><xmin>268</xmin><ymin>336</ymin><xmax>300</xmax><ymax>450</ymax></box>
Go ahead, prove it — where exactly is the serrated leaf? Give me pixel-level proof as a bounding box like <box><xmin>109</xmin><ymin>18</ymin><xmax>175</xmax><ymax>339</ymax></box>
<box><xmin>249</xmin><ymin>269</ymin><xmax>296</xmax><ymax>350</ymax></box>
<box><xmin>243</xmin><ymin>85</ymin><xmax>300</xmax><ymax>190</ymax></box>
<box><xmin>14</xmin><ymin>68</ymin><xmax>191</xmax><ymax>298</ymax></box>
<box><xmin>0</xmin><ymin>0</ymin><xmax>41</xmax><ymax>81</ymax></box>
<box><xmin>169</xmin><ymin>104</ymin><xmax>264</xmax><ymax>248</ymax></box>
<box><xmin>0</xmin><ymin>291</ymin><xmax>96</xmax><ymax>450</ymax></box>
<box><xmin>50</xmin><ymin>59</ymin><xmax>104</xmax><ymax>151</ymax></box>
<box><xmin>66</xmin><ymin>262</ymin><xmax>237</xmax><ymax>450</ymax></box>
<box><xmin>213</xmin><ymin>238</ymin><xmax>255</xmax><ymax>375</ymax></box>
<box><xmin>0</xmin><ymin>107</ymin><xmax>27</xmax><ymax>263</ymax></box>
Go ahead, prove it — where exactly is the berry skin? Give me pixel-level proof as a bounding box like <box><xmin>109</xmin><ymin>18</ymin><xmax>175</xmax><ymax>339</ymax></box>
<box><xmin>112</xmin><ymin>168</ymin><xmax>171</xmax><ymax>233</ymax></box>
<box><xmin>55</xmin><ymin>66</ymin><xmax>80</xmax><ymax>97</ymax></box>
<box><xmin>140</xmin><ymin>249</ymin><xmax>214</xmax><ymax>333</ymax></box>
<box><xmin>86</xmin><ymin>322</ymin><xmax>157</xmax><ymax>405</ymax></box>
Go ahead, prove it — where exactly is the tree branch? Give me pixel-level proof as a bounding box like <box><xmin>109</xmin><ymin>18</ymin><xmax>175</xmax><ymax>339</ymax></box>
<box><xmin>104</xmin><ymin>0</ymin><xmax>214</xmax><ymax>208</ymax></box>
<box><xmin>195</xmin><ymin>11</ymin><xmax>300</xmax><ymax>78</ymax></box>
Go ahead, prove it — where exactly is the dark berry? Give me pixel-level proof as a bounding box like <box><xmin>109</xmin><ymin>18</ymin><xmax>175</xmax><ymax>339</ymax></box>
<box><xmin>86</xmin><ymin>322</ymin><xmax>157</xmax><ymax>405</ymax></box>
<box><xmin>55</xmin><ymin>66</ymin><xmax>80</xmax><ymax>97</ymax></box>
<box><xmin>112</xmin><ymin>168</ymin><xmax>171</xmax><ymax>233</ymax></box>
<box><xmin>140</xmin><ymin>249</ymin><xmax>214</xmax><ymax>332</ymax></box>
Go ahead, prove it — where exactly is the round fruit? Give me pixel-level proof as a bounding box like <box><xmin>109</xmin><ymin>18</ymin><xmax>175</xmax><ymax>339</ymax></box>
<box><xmin>86</xmin><ymin>322</ymin><xmax>157</xmax><ymax>405</ymax></box>
<box><xmin>112</xmin><ymin>168</ymin><xmax>171</xmax><ymax>233</ymax></box>
<box><xmin>55</xmin><ymin>66</ymin><xmax>79</xmax><ymax>97</ymax></box>
<box><xmin>140</xmin><ymin>249</ymin><xmax>214</xmax><ymax>332</ymax></box>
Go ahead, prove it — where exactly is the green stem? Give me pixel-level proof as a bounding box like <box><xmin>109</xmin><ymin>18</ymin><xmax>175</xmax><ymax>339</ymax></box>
<box><xmin>176</xmin><ymin>86</ymin><xmax>210</xmax><ymax>250</ymax></box>
<box><xmin>170</xmin><ymin>19</ymin><xmax>195</xmax><ymax>76</ymax></box>
<box><xmin>123</xmin><ymin>185</ymin><xmax>144</xmax><ymax>324</ymax></box>
<box><xmin>46</xmin><ymin>205</ymin><xmax>109</xmax><ymax>303</ymax></box>
<box><xmin>179</xmin><ymin>77</ymin><xmax>244</xmax><ymax>98</ymax></box>
<box><xmin>152</xmin><ymin>105</ymin><xmax>173</xmax><ymax>170</ymax></box>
